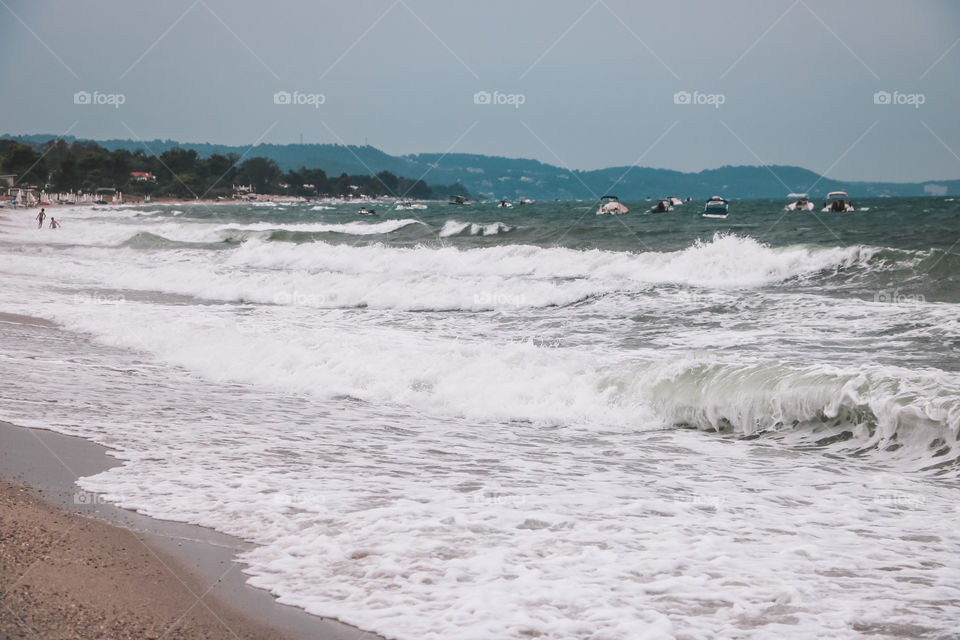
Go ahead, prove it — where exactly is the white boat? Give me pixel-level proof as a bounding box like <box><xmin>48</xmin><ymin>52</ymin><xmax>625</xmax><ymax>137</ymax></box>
<box><xmin>497</xmin><ymin>199</ymin><xmax>513</xmax><ymax>208</ymax></box>
<box><xmin>822</xmin><ymin>191</ymin><xmax>854</xmax><ymax>212</ymax></box>
<box><xmin>597</xmin><ymin>195</ymin><xmax>628</xmax><ymax>215</ymax></box>
<box><xmin>449</xmin><ymin>195</ymin><xmax>473</xmax><ymax>205</ymax></box>
<box><xmin>395</xmin><ymin>201</ymin><xmax>427</xmax><ymax>211</ymax></box>
<box><xmin>650</xmin><ymin>198</ymin><xmax>673</xmax><ymax>213</ymax></box>
<box><xmin>785</xmin><ymin>194</ymin><xmax>814</xmax><ymax>211</ymax></box>
<box><xmin>702</xmin><ymin>196</ymin><xmax>729</xmax><ymax>219</ymax></box>
<box><xmin>668</xmin><ymin>196</ymin><xmax>684</xmax><ymax>207</ymax></box>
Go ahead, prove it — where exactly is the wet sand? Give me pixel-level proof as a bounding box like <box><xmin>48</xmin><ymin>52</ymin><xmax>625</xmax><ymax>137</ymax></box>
<box><xmin>0</xmin><ymin>409</ymin><xmax>382</xmax><ymax>639</ymax></box>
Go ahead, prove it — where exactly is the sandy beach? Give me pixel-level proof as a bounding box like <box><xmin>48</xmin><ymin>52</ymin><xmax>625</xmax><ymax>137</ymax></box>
<box><xmin>0</xmin><ymin>478</ymin><xmax>287</xmax><ymax>639</ymax></box>
<box><xmin>0</xmin><ymin>408</ymin><xmax>382</xmax><ymax>640</ymax></box>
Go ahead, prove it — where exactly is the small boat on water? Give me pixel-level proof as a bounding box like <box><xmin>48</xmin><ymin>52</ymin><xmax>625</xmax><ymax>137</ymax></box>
<box><xmin>596</xmin><ymin>195</ymin><xmax>628</xmax><ymax>215</ymax></box>
<box><xmin>668</xmin><ymin>196</ymin><xmax>684</xmax><ymax>207</ymax></box>
<box><xmin>497</xmin><ymin>199</ymin><xmax>513</xmax><ymax>208</ymax></box>
<box><xmin>785</xmin><ymin>194</ymin><xmax>814</xmax><ymax>211</ymax></box>
<box><xmin>650</xmin><ymin>199</ymin><xmax>673</xmax><ymax>213</ymax></box>
<box><xmin>358</xmin><ymin>206</ymin><xmax>377</xmax><ymax>215</ymax></box>
<box><xmin>449</xmin><ymin>195</ymin><xmax>473</xmax><ymax>205</ymax></box>
<box><xmin>822</xmin><ymin>191</ymin><xmax>854</xmax><ymax>212</ymax></box>
<box><xmin>395</xmin><ymin>201</ymin><xmax>427</xmax><ymax>211</ymax></box>
<box><xmin>702</xmin><ymin>196</ymin><xmax>729</xmax><ymax>219</ymax></box>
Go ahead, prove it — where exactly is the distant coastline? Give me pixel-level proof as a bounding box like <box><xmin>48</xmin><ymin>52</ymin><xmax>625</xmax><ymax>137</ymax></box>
<box><xmin>4</xmin><ymin>133</ymin><xmax>958</xmax><ymax>201</ymax></box>
<box><xmin>0</xmin><ymin>136</ymin><xmax>472</xmax><ymax>205</ymax></box>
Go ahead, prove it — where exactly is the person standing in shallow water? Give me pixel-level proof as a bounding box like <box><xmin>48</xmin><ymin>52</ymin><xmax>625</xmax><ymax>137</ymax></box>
<box><xmin>36</xmin><ymin>208</ymin><xmax>46</xmax><ymax>228</ymax></box>
<box><xmin>49</xmin><ymin>217</ymin><xmax>60</xmax><ymax>229</ymax></box>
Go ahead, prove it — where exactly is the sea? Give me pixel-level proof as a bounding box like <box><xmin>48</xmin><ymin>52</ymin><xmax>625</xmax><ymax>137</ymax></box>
<box><xmin>1</xmin><ymin>197</ymin><xmax>959</xmax><ymax>639</ymax></box>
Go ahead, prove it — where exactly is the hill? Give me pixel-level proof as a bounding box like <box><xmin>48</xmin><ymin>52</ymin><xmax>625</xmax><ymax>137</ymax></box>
<box><xmin>5</xmin><ymin>134</ymin><xmax>958</xmax><ymax>199</ymax></box>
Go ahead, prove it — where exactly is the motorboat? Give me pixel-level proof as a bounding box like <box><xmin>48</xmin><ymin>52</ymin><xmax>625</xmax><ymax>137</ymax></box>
<box><xmin>395</xmin><ymin>200</ymin><xmax>427</xmax><ymax>211</ymax></box>
<box><xmin>497</xmin><ymin>199</ymin><xmax>513</xmax><ymax>208</ymax></box>
<box><xmin>597</xmin><ymin>195</ymin><xmax>628</xmax><ymax>215</ymax></box>
<box><xmin>822</xmin><ymin>191</ymin><xmax>854</xmax><ymax>212</ymax></box>
<box><xmin>785</xmin><ymin>194</ymin><xmax>814</xmax><ymax>211</ymax></box>
<box><xmin>449</xmin><ymin>195</ymin><xmax>473</xmax><ymax>205</ymax></box>
<box><xmin>668</xmin><ymin>196</ymin><xmax>684</xmax><ymax>207</ymax></box>
<box><xmin>650</xmin><ymin>199</ymin><xmax>673</xmax><ymax>213</ymax></box>
<box><xmin>702</xmin><ymin>196</ymin><xmax>729</xmax><ymax>219</ymax></box>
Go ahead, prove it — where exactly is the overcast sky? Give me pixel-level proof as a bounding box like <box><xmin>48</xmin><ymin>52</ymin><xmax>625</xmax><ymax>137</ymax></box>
<box><xmin>1</xmin><ymin>0</ymin><xmax>958</xmax><ymax>181</ymax></box>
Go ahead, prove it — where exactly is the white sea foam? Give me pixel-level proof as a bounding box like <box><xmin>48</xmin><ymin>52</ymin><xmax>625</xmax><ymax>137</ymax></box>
<box><xmin>0</xmin><ymin>214</ymin><xmax>426</xmax><ymax>246</ymax></box>
<box><xmin>2</xmin><ymin>312</ymin><xmax>958</xmax><ymax>640</ymax></box>
<box><xmin>2</xmin><ymin>208</ymin><xmax>959</xmax><ymax>640</ymax></box>
<box><xmin>234</xmin><ymin>218</ymin><xmax>426</xmax><ymax>235</ymax></box>
<box><xmin>440</xmin><ymin>219</ymin><xmax>513</xmax><ymax>237</ymax></box>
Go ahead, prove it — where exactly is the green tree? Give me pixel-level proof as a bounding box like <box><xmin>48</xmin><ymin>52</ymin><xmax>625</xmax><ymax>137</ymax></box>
<box><xmin>2</xmin><ymin>143</ymin><xmax>47</xmax><ymax>185</ymax></box>
<box><xmin>375</xmin><ymin>170</ymin><xmax>399</xmax><ymax>196</ymax></box>
<box><xmin>52</xmin><ymin>151</ymin><xmax>80</xmax><ymax>191</ymax></box>
<box><xmin>159</xmin><ymin>147</ymin><xmax>199</xmax><ymax>175</ymax></box>
<box><xmin>237</xmin><ymin>157</ymin><xmax>281</xmax><ymax>193</ymax></box>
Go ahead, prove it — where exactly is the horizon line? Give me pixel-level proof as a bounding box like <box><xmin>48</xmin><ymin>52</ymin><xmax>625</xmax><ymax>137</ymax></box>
<box><xmin>4</xmin><ymin>132</ymin><xmax>958</xmax><ymax>186</ymax></box>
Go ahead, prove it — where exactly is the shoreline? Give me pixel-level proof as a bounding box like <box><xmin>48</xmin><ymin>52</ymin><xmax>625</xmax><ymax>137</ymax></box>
<box><xmin>0</xmin><ymin>419</ymin><xmax>384</xmax><ymax>640</ymax></box>
<box><xmin>1</xmin><ymin>194</ymin><xmax>434</xmax><ymax>210</ymax></box>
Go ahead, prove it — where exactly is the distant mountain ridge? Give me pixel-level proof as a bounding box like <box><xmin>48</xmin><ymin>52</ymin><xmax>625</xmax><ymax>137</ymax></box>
<box><xmin>6</xmin><ymin>134</ymin><xmax>958</xmax><ymax>199</ymax></box>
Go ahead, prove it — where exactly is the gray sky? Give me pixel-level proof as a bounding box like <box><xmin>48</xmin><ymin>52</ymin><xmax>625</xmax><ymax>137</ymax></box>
<box><xmin>1</xmin><ymin>0</ymin><xmax>958</xmax><ymax>181</ymax></box>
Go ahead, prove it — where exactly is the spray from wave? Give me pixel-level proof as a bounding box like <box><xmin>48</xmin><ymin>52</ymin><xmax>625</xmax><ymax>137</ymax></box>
<box><xmin>439</xmin><ymin>220</ymin><xmax>513</xmax><ymax>237</ymax></box>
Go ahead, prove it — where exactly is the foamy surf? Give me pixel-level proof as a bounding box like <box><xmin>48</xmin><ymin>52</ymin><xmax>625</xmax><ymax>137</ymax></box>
<box><xmin>2</xmin><ymin>198</ymin><xmax>959</xmax><ymax>640</ymax></box>
<box><xmin>440</xmin><ymin>219</ymin><xmax>513</xmax><ymax>237</ymax></box>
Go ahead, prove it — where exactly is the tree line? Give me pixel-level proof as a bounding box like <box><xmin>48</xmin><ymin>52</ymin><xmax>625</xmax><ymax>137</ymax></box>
<box><xmin>0</xmin><ymin>138</ymin><xmax>470</xmax><ymax>200</ymax></box>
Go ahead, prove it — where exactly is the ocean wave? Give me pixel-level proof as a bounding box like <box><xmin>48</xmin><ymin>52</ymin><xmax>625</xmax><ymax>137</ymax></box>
<box><xmin>23</xmin><ymin>286</ymin><xmax>960</xmax><ymax>472</ymax></box>
<box><xmin>234</xmin><ymin>218</ymin><xmax>426</xmax><ymax>236</ymax></box>
<box><xmin>644</xmin><ymin>359</ymin><xmax>960</xmax><ymax>471</ymax></box>
<box><xmin>0</xmin><ymin>232</ymin><xmax>886</xmax><ymax>312</ymax></box>
<box><xmin>439</xmin><ymin>219</ymin><xmax>513</xmax><ymax>237</ymax></box>
<box><xmin>227</xmin><ymin>233</ymin><xmax>872</xmax><ymax>290</ymax></box>
<box><xmin>0</xmin><ymin>216</ymin><xmax>428</xmax><ymax>247</ymax></box>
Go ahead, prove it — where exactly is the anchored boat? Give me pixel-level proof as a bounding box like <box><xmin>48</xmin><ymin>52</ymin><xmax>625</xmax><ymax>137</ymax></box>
<box><xmin>702</xmin><ymin>196</ymin><xmax>729</xmax><ymax>219</ymax></box>
<box><xmin>822</xmin><ymin>191</ymin><xmax>854</xmax><ymax>212</ymax></box>
<box><xmin>785</xmin><ymin>194</ymin><xmax>814</xmax><ymax>211</ymax></box>
<box><xmin>650</xmin><ymin>198</ymin><xmax>673</xmax><ymax>213</ymax></box>
<box><xmin>597</xmin><ymin>195</ymin><xmax>628</xmax><ymax>215</ymax></box>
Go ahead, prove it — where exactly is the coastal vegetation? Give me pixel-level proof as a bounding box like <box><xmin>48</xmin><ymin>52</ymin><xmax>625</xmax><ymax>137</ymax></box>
<box><xmin>0</xmin><ymin>137</ymin><xmax>470</xmax><ymax>200</ymax></box>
